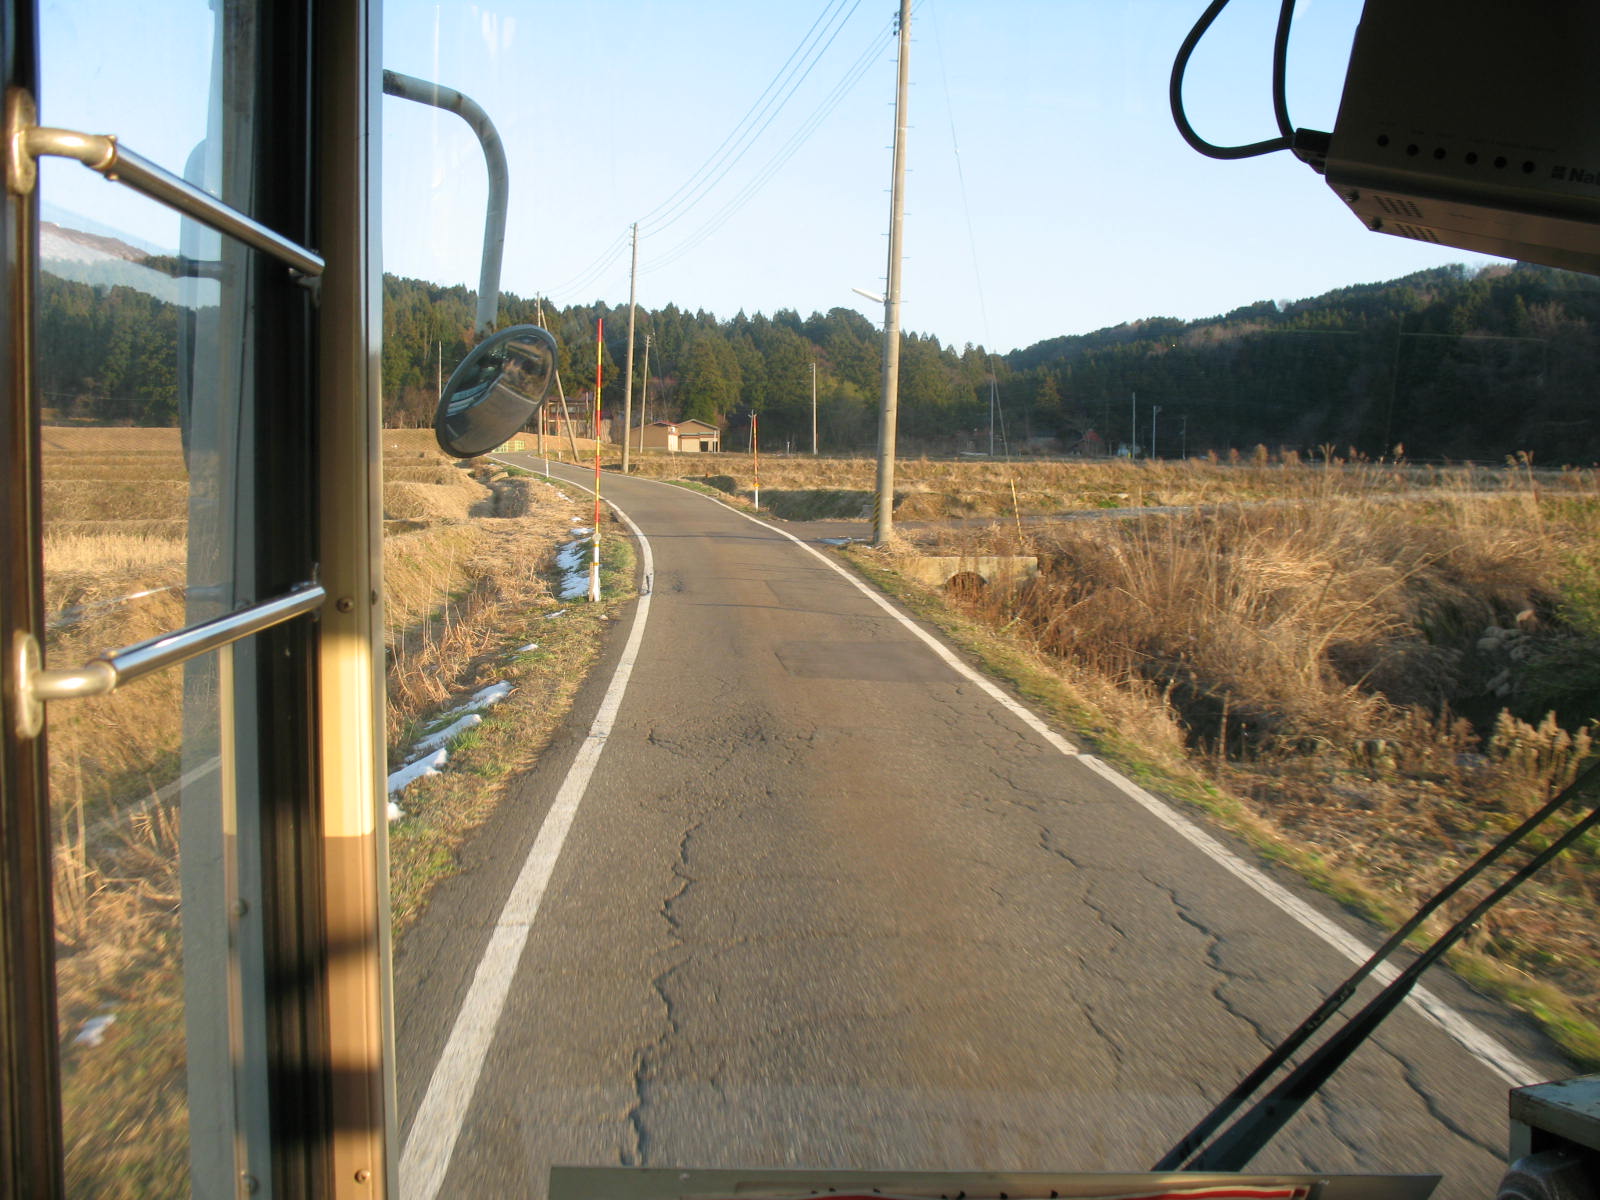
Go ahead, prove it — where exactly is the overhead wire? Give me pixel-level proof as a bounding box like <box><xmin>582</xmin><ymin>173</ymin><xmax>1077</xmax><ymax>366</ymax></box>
<box><xmin>642</xmin><ymin>20</ymin><xmax>888</xmax><ymax>275</ymax></box>
<box><xmin>927</xmin><ymin>0</ymin><xmax>1008</xmax><ymax>456</ymax></box>
<box><xmin>641</xmin><ymin>3</ymin><xmax>901</xmax><ymax>278</ymax></box>
<box><xmin>542</xmin><ymin>228</ymin><xmax>632</xmax><ymax>304</ymax></box>
<box><xmin>639</xmin><ymin>0</ymin><xmax>862</xmax><ymax>238</ymax></box>
<box><xmin>544</xmin><ymin>0</ymin><xmax>863</xmax><ymax>305</ymax></box>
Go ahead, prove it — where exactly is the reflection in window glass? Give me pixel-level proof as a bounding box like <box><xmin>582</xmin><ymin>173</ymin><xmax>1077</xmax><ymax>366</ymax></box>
<box><xmin>47</xmin><ymin>660</ymin><xmax>210</xmax><ymax>1196</ymax></box>
<box><xmin>40</xmin><ymin>1</ymin><xmax>271</xmax><ymax>1193</ymax></box>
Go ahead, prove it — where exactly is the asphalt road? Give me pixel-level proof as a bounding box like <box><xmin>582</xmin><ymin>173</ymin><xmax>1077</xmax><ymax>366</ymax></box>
<box><xmin>392</xmin><ymin>462</ymin><xmax>1573</xmax><ymax>1200</ymax></box>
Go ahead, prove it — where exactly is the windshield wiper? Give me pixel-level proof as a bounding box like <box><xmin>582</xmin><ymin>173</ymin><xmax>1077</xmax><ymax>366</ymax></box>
<box><xmin>1156</xmin><ymin>757</ymin><xmax>1600</xmax><ymax>1171</ymax></box>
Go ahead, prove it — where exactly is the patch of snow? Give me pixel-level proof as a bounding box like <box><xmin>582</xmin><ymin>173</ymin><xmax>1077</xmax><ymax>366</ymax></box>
<box><xmin>544</xmin><ymin>609</ymin><xmax>567</xmax><ymax>620</ymax></box>
<box><xmin>387</xmin><ymin>800</ymin><xmax>405</xmax><ymax>823</ymax></box>
<box><xmin>516</xmin><ymin>642</ymin><xmax>539</xmax><ymax>653</ymax></box>
<box><xmin>74</xmin><ymin>1014</ymin><xmax>116</xmax><ymax>1047</ymax></box>
<box><xmin>437</xmin><ymin>681</ymin><xmax>515</xmax><ymax>720</ymax></box>
<box><xmin>557</xmin><ymin>538</ymin><xmax>593</xmax><ymax>600</ymax></box>
<box><xmin>569</xmin><ymin>526</ymin><xmax>592</xmax><ymax>536</ymax></box>
<box><xmin>386</xmin><ymin>748</ymin><xmax>448</xmax><ymax>795</ymax></box>
<box><xmin>408</xmin><ymin>713</ymin><xmax>482</xmax><ymax>760</ymax></box>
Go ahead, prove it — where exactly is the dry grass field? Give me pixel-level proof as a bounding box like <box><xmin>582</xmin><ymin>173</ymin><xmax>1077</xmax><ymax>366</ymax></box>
<box><xmin>40</xmin><ymin>424</ymin><xmax>624</xmax><ymax>1194</ymax></box>
<box><xmin>620</xmin><ymin>449</ymin><xmax>1558</xmax><ymax>520</ymax></box>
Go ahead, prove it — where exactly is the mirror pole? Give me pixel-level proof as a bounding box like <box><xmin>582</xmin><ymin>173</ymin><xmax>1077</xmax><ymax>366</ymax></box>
<box><xmin>380</xmin><ymin>70</ymin><xmax>507</xmax><ymax>335</ymax></box>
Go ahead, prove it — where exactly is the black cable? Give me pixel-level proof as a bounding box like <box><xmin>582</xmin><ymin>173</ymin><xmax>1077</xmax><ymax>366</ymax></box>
<box><xmin>1271</xmin><ymin>0</ymin><xmax>1297</xmax><ymax>139</ymax></box>
<box><xmin>1152</xmin><ymin>753</ymin><xmax>1600</xmax><ymax>1171</ymax></box>
<box><xmin>1169</xmin><ymin>0</ymin><xmax>1293</xmax><ymax>160</ymax></box>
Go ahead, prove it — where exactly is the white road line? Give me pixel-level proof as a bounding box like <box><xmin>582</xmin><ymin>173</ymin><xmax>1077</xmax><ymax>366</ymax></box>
<box><xmin>677</xmin><ymin>483</ymin><xmax>1541</xmax><ymax>1089</ymax></box>
<box><xmin>400</xmin><ymin>477</ymin><xmax>654</xmax><ymax>1200</ymax></box>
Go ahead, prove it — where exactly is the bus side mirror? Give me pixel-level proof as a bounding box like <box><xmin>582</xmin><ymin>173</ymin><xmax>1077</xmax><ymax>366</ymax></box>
<box><xmin>435</xmin><ymin>324</ymin><xmax>559</xmax><ymax>459</ymax></box>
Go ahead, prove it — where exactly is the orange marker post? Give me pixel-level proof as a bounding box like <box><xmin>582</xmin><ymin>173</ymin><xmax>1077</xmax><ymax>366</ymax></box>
<box><xmin>589</xmin><ymin>319</ymin><xmax>603</xmax><ymax>602</ymax></box>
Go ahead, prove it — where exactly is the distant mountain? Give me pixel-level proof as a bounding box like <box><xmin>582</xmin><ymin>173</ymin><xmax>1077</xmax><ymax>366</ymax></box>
<box><xmin>40</xmin><ymin>221</ymin><xmax>191</xmax><ymax>304</ymax></box>
<box><xmin>1000</xmin><ymin>263</ymin><xmax>1600</xmax><ymax>463</ymax></box>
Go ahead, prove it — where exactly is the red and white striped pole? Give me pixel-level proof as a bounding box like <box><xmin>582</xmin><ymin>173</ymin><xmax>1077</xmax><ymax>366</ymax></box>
<box><xmin>751</xmin><ymin>412</ymin><xmax>760</xmax><ymax>511</ymax></box>
<box><xmin>589</xmin><ymin>319</ymin><xmax>603</xmax><ymax>602</ymax></box>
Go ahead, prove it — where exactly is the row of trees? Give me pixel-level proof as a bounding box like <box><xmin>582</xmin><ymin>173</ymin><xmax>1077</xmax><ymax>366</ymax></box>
<box><xmin>382</xmin><ymin>276</ymin><xmax>1002</xmax><ymax>451</ymax></box>
<box><xmin>37</xmin><ymin>255</ymin><xmax>1600</xmax><ymax>463</ymax></box>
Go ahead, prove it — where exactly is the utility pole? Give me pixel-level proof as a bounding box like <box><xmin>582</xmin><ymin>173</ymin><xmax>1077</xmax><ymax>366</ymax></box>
<box><xmin>621</xmin><ymin>222</ymin><xmax>639</xmax><ymax>473</ymax></box>
<box><xmin>874</xmin><ymin>0</ymin><xmax>912</xmax><ymax>548</ymax></box>
<box><xmin>1151</xmin><ymin>405</ymin><xmax>1161</xmax><ymax>459</ymax></box>
<box><xmin>811</xmin><ymin>359</ymin><xmax>818</xmax><ymax>455</ymax></box>
<box><xmin>536</xmin><ymin>295</ymin><xmax>582</xmax><ymax>460</ymax></box>
<box><xmin>989</xmin><ymin>377</ymin><xmax>997</xmax><ymax>457</ymax></box>
<box><xmin>637</xmin><ymin>333</ymin><xmax>652</xmax><ymax>456</ymax></box>
<box><xmin>1130</xmin><ymin>391</ymin><xmax>1137</xmax><ymax>458</ymax></box>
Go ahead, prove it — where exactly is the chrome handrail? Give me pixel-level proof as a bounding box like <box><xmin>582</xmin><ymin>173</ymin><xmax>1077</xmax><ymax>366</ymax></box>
<box><xmin>16</xmin><ymin>586</ymin><xmax>326</xmax><ymax>738</ymax></box>
<box><xmin>7</xmin><ymin>89</ymin><xmax>323</xmax><ymax>277</ymax></box>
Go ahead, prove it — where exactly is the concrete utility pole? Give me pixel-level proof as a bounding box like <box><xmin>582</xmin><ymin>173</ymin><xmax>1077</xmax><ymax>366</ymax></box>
<box><xmin>637</xmin><ymin>333</ymin><xmax>652</xmax><ymax>456</ymax></box>
<box><xmin>811</xmin><ymin>359</ymin><xmax>818</xmax><ymax>455</ymax></box>
<box><xmin>874</xmin><ymin>0</ymin><xmax>912</xmax><ymax>548</ymax></box>
<box><xmin>621</xmin><ymin>222</ymin><xmax>639</xmax><ymax>473</ymax></box>
<box><xmin>1151</xmin><ymin>404</ymin><xmax>1161</xmax><ymax>459</ymax></box>
<box><xmin>989</xmin><ymin>377</ymin><xmax>997</xmax><ymax>456</ymax></box>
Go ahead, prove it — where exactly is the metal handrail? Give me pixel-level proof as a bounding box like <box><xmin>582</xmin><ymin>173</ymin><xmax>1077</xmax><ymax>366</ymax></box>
<box><xmin>14</xmin><ymin>121</ymin><xmax>324</xmax><ymax>276</ymax></box>
<box><xmin>25</xmin><ymin>585</ymin><xmax>325</xmax><ymax>705</ymax></box>
<box><xmin>381</xmin><ymin>69</ymin><xmax>507</xmax><ymax>334</ymax></box>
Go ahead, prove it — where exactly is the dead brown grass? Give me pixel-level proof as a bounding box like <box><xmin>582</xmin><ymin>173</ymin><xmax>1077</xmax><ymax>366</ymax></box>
<box><xmin>40</xmin><ymin>426</ymin><xmax>182</xmax><ymax>453</ymax></box>
<box><xmin>626</xmin><ymin>452</ymin><xmax>1594</xmax><ymax>520</ymax></box>
<box><xmin>43</xmin><ymin>479</ymin><xmax>189</xmax><ymax>522</ymax></box>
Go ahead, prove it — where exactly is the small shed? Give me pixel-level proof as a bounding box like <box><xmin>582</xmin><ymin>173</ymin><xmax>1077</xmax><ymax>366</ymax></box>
<box><xmin>640</xmin><ymin>419</ymin><xmax>721</xmax><ymax>453</ymax></box>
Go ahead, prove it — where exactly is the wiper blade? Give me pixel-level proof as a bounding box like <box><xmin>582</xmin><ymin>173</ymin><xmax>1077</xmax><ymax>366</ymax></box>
<box><xmin>1156</xmin><ymin>757</ymin><xmax>1600</xmax><ymax>1172</ymax></box>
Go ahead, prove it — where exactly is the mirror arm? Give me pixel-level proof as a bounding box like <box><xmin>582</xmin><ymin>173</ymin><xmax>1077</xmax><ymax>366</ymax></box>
<box><xmin>381</xmin><ymin>69</ymin><xmax>507</xmax><ymax>335</ymax></box>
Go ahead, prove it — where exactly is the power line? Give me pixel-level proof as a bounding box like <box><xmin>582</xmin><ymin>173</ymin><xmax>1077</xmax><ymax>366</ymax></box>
<box><xmin>545</xmin><ymin>0</ymin><xmax>863</xmax><ymax>305</ymax></box>
<box><xmin>543</xmin><ymin>229</ymin><xmax>632</xmax><ymax>303</ymax></box>
<box><xmin>638</xmin><ymin>0</ymin><xmax>861</xmax><ymax>238</ymax></box>
<box><xmin>641</xmin><ymin>8</ymin><xmax>893</xmax><ymax>276</ymax></box>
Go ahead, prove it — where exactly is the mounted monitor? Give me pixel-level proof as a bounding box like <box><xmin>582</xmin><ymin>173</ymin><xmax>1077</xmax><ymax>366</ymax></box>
<box><xmin>1322</xmin><ymin>0</ymin><xmax>1600</xmax><ymax>273</ymax></box>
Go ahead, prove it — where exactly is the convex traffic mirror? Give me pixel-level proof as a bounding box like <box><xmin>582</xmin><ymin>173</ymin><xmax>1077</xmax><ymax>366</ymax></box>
<box><xmin>434</xmin><ymin>324</ymin><xmax>559</xmax><ymax>458</ymax></box>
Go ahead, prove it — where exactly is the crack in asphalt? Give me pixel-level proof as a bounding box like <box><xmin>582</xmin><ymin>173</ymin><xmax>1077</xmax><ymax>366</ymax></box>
<box><xmin>1080</xmin><ymin>999</ymin><xmax>1131</xmax><ymax>1083</ymax></box>
<box><xmin>622</xmin><ymin>817</ymin><xmax>702</xmax><ymax>1166</ymax></box>
<box><xmin>1035</xmin><ymin>828</ymin><xmax>1132</xmax><ymax>948</ymax></box>
<box><xmin>1305</xmin><ymin>1090</ymin><xmax>1374</xmax><ymax>1165</ymax></box>
<box><xmin>1380</xmin><ymin>1041</ymin><xmax>1505</xmax><ymax>1161</ymax></box>
<box><xmin>1148</xmin><ymin>874</ymin><xmax>1278</xmax><ymax>1052</ymax></box>
<box><xmin>620</xmin><ymin>958</ymin><xmax>685</xmax><ymax>1167</ymax></box>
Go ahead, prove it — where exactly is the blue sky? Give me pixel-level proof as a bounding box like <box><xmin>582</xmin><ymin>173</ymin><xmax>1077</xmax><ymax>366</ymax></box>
<box><xmin>379</xmin><ymin>0</ymin><xmax>1503</xmax><ymax>352</ymax></box>
<box><xmin>38</xmin><ymin>2</ymin><xmax>1504</xmax><ymax>354</ymax></box>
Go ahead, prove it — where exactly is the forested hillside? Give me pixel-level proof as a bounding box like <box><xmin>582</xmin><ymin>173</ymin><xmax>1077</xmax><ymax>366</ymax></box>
<box><xmin>39</xmin><ymin>258</ymin><xmax>1600</xmax><ymax>462</ymax></box>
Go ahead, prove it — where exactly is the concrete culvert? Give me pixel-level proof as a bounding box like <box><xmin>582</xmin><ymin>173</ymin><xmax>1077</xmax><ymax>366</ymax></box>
<box><xmin>945</xmin><ymin>570</ymin><xmax>988</xmax><ymax>600</ymax></box>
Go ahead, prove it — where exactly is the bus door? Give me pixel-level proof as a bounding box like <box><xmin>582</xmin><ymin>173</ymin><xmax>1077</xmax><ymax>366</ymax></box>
<box><xmin>1</xmin><ymin>2</ymin><xmax>394</xmax><ymax>1195</ymax></box>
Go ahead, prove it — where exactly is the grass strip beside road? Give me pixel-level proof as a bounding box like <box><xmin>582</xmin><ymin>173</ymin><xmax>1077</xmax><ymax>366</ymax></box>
<box><xmin>387</xmin><ymin>501</ymin><xmax>637</xmax><ymax>937</ymax></box>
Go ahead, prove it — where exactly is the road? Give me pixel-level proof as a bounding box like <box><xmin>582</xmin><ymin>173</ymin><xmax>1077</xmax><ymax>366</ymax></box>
<box><xmin>392</xmin><ymin>461</ymin><xmax>1571</xmax><ymax>1199</ymax></box>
